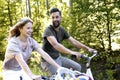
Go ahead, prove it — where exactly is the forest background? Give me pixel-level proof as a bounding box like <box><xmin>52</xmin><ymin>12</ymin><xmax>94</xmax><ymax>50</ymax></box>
<box><xmin>0</xmin><ymin>0</ymin><xmax>120</xmax><ymax>80</ymax></box>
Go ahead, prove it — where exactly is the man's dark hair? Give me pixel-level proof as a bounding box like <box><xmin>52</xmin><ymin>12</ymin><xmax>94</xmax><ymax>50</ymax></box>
<box><xmin>50</xmin><ymin>8</ymin><xmax>61</xmax><ymax>16</ymax></box>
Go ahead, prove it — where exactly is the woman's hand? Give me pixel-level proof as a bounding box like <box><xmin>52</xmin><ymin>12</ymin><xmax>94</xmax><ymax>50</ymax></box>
<box><xmin>32</xmin><ymin>75</ymin><xmax>41</xmax><ymax>80</ymax></box>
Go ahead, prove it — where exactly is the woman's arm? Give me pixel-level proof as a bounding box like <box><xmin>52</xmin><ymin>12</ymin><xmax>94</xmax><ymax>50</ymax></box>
<box><xmin>36</xmin><ymin>48</ymin><xmax>60</xmax><ymax>69</ymax></box>
<box><xmin>15</xmin><ymin>53</ymin><xmax>41</xmax><ymax>80</ymax></box>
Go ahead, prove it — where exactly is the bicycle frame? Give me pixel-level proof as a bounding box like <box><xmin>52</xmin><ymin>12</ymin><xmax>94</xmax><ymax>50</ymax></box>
<box><xmin>86</xmin><ymin>53</ymin><xmax>97</xmax><ymax>80</ymax></box>
<box><xmin>42</xmin><ymin>51</ymin><xmax>98</xmax><ymax>80</ymax></box>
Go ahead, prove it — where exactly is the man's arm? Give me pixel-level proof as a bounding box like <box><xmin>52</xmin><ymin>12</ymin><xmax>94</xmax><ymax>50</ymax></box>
<box><xmin>46</xmin><ymin>36</ymin><xmax>80</xmax><ymax>56</ymax></box>
<box><xmin>68</xmin><ymin>36</ymin><xmax>96</xmax><ymax>53</ymax></box>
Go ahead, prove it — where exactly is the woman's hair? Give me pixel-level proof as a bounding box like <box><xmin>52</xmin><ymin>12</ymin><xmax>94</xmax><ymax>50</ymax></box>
<box><xmin>9</xmin><ymin>17</ymin><xmax>33</xmax><ymax>38</ymax></box>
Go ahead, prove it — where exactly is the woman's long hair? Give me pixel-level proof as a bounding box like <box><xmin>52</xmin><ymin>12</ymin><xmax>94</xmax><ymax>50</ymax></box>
<box><xmin>9</xmin><ymin>17</ymin><xmax>33</xmax><ymax>39</ymax></box>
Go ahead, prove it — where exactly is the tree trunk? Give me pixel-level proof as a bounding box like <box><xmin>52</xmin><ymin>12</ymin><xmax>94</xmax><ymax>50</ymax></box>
<box><xmin>45</xmin><ymin>0</ymin><xmax>49</xmax><ymax>16</ymax></box>
<box><xmin>26</xmin><ymin>0</ymin><xmax>31</xmax><ymax>18</ymax></box>
<box><xmin>7</xmin><ymin>0</ymin><xmax>12</xmax><ymax>26</ymax></box>
<box><xmin>104</xmin><ymin>1</ymin><xmax>112</xmax><ymax>53</ymax></box>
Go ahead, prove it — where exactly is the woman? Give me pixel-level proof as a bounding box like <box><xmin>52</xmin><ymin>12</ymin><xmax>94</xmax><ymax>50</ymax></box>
<box><xmin>2</xmin><ymin>17</ymin><xmax>60</xmax><ymax>80</ymax></box>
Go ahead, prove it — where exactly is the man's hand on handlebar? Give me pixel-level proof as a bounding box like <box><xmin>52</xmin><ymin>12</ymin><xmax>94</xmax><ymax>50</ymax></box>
<box><xmin>70</xmin><ymin>50</ymin><xmax>97</xmax><ymax>61</ymax></box>
<box><xmin>70</xmin><ymin>51</ymin><xmax>89</xmax><ymax>60</ymax></box>
<box><xmin>70</xmin><ymin>51</ymin><xmax>81</xmax><ymax>59</ymax></box>
<box><xmin>88</xmin><ymin>48</ymin><xmax>97</xmax><ymax>54</ymax></box>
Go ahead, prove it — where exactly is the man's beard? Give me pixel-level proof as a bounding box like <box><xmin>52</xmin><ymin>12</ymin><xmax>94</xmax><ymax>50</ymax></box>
<box><xmin>53</xmin><ymin>21</ymin><xmax>60</xmax><ymax>28</ymax></box>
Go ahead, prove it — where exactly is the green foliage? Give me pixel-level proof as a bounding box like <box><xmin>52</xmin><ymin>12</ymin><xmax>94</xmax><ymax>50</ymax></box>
<box><xmin>0</xmin><ymin>60</ymin><xmax>3</xmax><ymax>80</ymax></box>
<box><xmin>28</xmin><ymin>52</ymin><xmax>49</xmax><ymax>76</ymax></box>
<box><xmin>0</xmin><ymin>0</ymin><xmax>120</xmax><ymax>80</ymax></box>
<box><xmin>106</xmin><ymin>69</ymin><xmax>116</xmax><ymax>80</ymax></box>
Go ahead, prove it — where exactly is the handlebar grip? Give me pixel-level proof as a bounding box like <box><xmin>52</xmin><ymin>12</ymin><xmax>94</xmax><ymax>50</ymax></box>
<box><xmin>92</xmin><ymin>51</ymin><xmax>98</xmax><ymax>54</ymax></box>
<box><xmin>81</xmin><ymin>54</ymin><xmax>89</xmax><ymax>60</ymax></box>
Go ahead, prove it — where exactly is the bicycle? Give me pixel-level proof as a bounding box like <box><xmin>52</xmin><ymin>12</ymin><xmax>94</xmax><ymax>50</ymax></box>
<box><xmin>41</xmin><ymin>51</ymin><xmax>98</xmax><ymax>80</ymax></box>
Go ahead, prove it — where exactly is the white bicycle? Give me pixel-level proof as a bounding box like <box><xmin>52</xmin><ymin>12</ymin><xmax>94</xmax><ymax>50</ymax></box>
<box><xmin>41</xmin><ymin>51</ymin><xmax>98</xmax><ymax>80</ymax></box>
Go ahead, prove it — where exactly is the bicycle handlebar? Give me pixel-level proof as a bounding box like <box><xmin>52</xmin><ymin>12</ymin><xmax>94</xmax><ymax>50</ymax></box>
<box><xmin>41</xmin><ymin>51</ymin><xmax>98</xmax><ymax>80</ymax></box>
<box><xmin>86</xmin><ymin>51</ymin><xmax>98</xmax><ymax>67</ymax></box>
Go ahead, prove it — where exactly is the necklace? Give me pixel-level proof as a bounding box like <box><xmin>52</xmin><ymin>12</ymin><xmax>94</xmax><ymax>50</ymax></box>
<box><xmin>21</xmin><ymin>41</ymin><xmax>28</xmax><ymax>57</ymax></box>
<box><xmin>17</xmin><ymin>37</ymin><xmax>28</xmax><ymax>52</ymax></box>
<box><xmin>21</xmin><ymin>41</ymin><xmax>28</xmax><ymax>52</ymax></box>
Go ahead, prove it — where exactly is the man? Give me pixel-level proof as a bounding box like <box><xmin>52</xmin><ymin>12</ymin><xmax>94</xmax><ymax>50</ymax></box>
<box><xmin>41</xmin><ymin>8</ymin><xmax>96</xmax><ymax>75</ymax></box>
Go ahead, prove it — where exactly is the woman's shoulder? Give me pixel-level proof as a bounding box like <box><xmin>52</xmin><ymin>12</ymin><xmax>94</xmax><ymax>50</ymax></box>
<box><xmin>28</xmin><ymin>37</ymin><xmax>34</xmax><ymax>41</ymax></box>
<box><xmin>28</xmin><ymin>37</ymin><xmax>37</xmax><ymax>44</ymax></box>
<box><xmin>8</xmin><ymin>36</ymin><xmax>18</xmax><ymax>43</ymax></box>
<box><xmin>7</xmin><ymin>37</ymin><xmax>20</xmax><ymax>50</ymax></box>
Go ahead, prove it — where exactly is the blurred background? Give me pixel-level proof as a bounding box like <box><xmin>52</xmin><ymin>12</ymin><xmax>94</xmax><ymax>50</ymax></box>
<box><xmin>0</xmin><ymin>0</ymin><xmax>120</xmax><ymax>80</ymax></box>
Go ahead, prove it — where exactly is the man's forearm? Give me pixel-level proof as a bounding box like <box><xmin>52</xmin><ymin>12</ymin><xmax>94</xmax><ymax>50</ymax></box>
<box><xmin>53</xmin><ymin>43</ymin><xmax>73</xmax><ymax>54</ymax></box>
